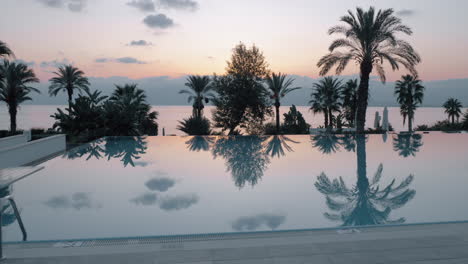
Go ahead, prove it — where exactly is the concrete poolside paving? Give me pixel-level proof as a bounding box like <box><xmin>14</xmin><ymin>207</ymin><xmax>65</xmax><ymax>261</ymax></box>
<box><xmin>3</xmin><ymin>222</ymin><xmax>468</xmax><ymax>264</ymax></box>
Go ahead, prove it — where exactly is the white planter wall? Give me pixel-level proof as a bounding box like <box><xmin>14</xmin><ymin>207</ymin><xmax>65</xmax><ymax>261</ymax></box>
<box><xmin>0</xmin><ymin>134</ymin><xmax>28</xmax><ymax>149</ymax></box>
<box><xmin>0</xmin><ymin>135</ymin><xmax>66</xmax><ymax>169</ymax></box>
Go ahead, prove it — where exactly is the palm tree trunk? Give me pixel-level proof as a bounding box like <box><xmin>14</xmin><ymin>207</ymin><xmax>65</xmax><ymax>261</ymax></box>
<box><xmin>324</xmin><ymin>110</ymin><xmax>329</xmax><ymax>128</ymax></box>
<box><xmin>328</xmin><ymin>109</ymin><xmax>333</xmax><ymax>129</ymax></box>
<box><xmin>275</xmin><ymin>102</ymin><xmax>280</xmax><ymax>133</ymax></box>
<box><xmin>8</xmin><ymin>106</ymin><xmax>17</xmax><ymax>133</ymax></box>
<box><xmin>68</xmin><ymin>92</ymin><xmax>73</xmax><ymax>110</ymax></box>
<box><xmin>408</xmin><ymin>114</ymin><xmax>413</xmax><ymax>132</ymax></box>
<box><xmin>356</xmin><ymin>63</ymin><xmax>372</xmax><ymax>133</ymax></box>
<box><xmin>356</xmin><ymin>135</ymin><xmax>369</xmax><ymax>193</ymax></box>
<box><xmin>452</xmin><ymin>115</ymin><xmax>455</xmax><ymax>125</ymax></box>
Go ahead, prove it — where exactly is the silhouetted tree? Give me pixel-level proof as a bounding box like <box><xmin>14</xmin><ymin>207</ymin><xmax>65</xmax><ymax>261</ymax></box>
<box><xmin>212</xmin><ymin>136</ymin><xmax>270</xmax><ymax>188</ymax></box>
<box><xmin>393</xmin><ymin>134</ymin><xmax>423</xmax><ymax>157</ymax></box>
<box><xmin>341</xmin><ymin>79</ymin><xmax>358</xmax><ymax>126</ymax></box>
<box><xmin>179</xmin><ymin>75</ymin><xmax>214</xmax><ymax>118</ymax></box>
<box><xmin>395</xmin><ymin>75</ymin><xmax>424</xmax><ymax>132</ymax></box>
<box><xmin>177</xmin><ymin>115</ymin><xmax>212</xmax><ymax>135</ymax></box>
<box><xmin>212</xmin><ymin>43</ymin><xmax>271</xmax><ymax>135</ymax></box>
<box><xmin>265</xmin><ymin>73</ymin><xmax>301</xmax><ymax>132</ymax></box>
<box><xmin>103</xmin><ymin>84</ymin><xmax>158</xmax><ymax>136</ymax></box>
<box><xmin>310</xmin><ymin>77</ymin><xmax>342</xmax><ymax>129</ymax></box>
<box><xmin>48</xmin><ymin>65</ymin><xmax>90</xmax><ymax>109</ymax></box>
<box><xmin>318</xmin><ymin>7</ymin><xmax>421</xmax><ymax>132</ymax></box>
<box><xmin>282</xmin><ymin>105</ymin><xmax>310</xmax><ymax>134</ymax></box>
<box><xmin>315</xmin><ymin>135</ymin><xmax>416</xmax><ymax>226</ymax></box>
<box><xmin>0</xmin><ymin>60</ymin><xmax>40</xmax><ymax>132</ymax></box>
<box><xmin>0</xmin><ymin>41</ymin><xmax>14</xmax><ymax>58</ymax></box>
<box><xmin>443</xmin><ymin>98</ymin><xmax>463</xmax><ymax>124</ymax></box>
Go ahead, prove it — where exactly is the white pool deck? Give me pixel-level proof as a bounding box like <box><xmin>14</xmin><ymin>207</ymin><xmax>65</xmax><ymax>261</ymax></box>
<box><xmin>3</xmin><ymin>222</ymin><xmax>468</xmax><ymax>263</ymax></box>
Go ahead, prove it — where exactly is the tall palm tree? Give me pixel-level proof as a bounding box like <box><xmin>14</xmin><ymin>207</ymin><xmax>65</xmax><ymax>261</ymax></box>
<box><xmin>0</xmin><ymin>60</ymin><xmax>40</xmax><ymax>133</ymax></box>
<box><xmin>394</xmin><ymin>75</ymin><xmax>425</xmax><ymax>132</ymax></box>
<box><xmin>0</xmin><ymin>41</ymin><xmax>14</xmax><ymax>58</ymax></box>
<box><xmin>265</xmin><ymin>73</ymin><xmax>301</xmax><ymax>132</ymax></box>
<box><xmin>341</xmin><ymin>79</ymin><xmax>358</xmax><ymax>126</ymax></box>
<box><xmin>179</xmin><ymin>75</ymin><xmax>214</xmax><ymax>118</ymax></box>
<box><xmin>48</xmin><ymin>65</ymin><xmax>90</xmax><ymax>109</ymax></box>
<box><xmin>317</xmin><ymin>7</ymin><xmax>421</xmax><ymax>133</ymax></box>
<box><xmin>310</xmin><ymin>77</ymin><xmax>342</xmax><ymax>129</ymax></box>
<box><xmin>443</xmin><ymin>98</ymin><xmax>463</xmax><ymax>124</ymax></box>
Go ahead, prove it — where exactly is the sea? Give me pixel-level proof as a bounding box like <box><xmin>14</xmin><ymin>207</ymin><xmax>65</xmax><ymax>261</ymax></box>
<box><xmin>0</xmin><ymin>105</ymin><xmax>464</xmax><ymax>136</ymax></box>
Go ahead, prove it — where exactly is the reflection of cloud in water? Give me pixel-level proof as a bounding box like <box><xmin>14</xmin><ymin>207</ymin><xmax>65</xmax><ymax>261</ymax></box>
<box><xmin>134</xmin><ymin>161</ymin><xmax>150</xmax><ymax>167</ymax></box>
<box><xmin>145</xmin><ymin>177</ymin><xmax>175</xmax><ymax>192</ymax></box>
<box><xmin>45</xmin><ymin>192</ymin><xmax>99</xmax><ymax>210</ymax></box>
<box><xmin>159</xmin><ymin>194</ymin><xmax>199</xmax><ymax>211</ymax></box>
<box><xmin>130</xmin><ymin>193</ymin><xmax>158</xmax><ymax>206</ymax></box>
<box><xmin>232</xmin><ymin>214</ymin><xmax>286</xmax><ymax>231</ymax></box>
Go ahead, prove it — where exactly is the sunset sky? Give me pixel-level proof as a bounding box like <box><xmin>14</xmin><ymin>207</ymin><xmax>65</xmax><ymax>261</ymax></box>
<box><xmin>2</xmin><ymin>0</ymin><xmax>468</xmax><ymax>82</ymax></box>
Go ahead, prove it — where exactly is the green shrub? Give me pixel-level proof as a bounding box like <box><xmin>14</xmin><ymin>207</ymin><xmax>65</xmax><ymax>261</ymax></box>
<box><xmin>282</xmin><ymin>105</ymin><xmax>310</xmax><ymax>134</ymax></box>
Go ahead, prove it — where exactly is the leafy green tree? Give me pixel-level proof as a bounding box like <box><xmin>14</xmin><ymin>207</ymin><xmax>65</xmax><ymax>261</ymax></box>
<box><xmin>0</xmin><ymin>60</ymin><xmax>40</xmax><ymax>132</ymax></box>
<box><xmin>341</xmin><ymin>79</ymin><xmax>358</xmax><ymax>126</ymax></box>
<box><xmin>48</xmin><ymin>65</ymin><xmax>90</xmax><ymax>109</ymax></box>
<box><xmin>212</xmin><ymin>43</ymin><xmax>271</xmax><ymax>135</ymax></box>
<box><xmin>0</xmin><ymin>41</ymin><xmax>14</xmax><ymax>58</ymax></box>
<box><xmin>315</xmin><ymin>135</ymin><xmax>415</xmax><ymax>226</ymax></box>
<box><xmin>265</xmin><ymin>73</ymin><xmax>301</xmax><ymax>132</ymax></box>
<box><xmin>393</xmin><ymin>134</ymin><xmax>423</xmax><ymax>157</ymax></box>
<box><xmin>318</xmin><ymin>7</ymin><xmax>421</xmax><ymax>133</ymax></box>
<box><xmin>394</xmin><ymin>75</ymin><xmax>424</xmax><ymax>132</ymax></box>
<box><xmin>179</xmin><ymin>75</ymin><xmax>214</xmax><ymax>118</ymax></box>
<box><xmin>443</xmin><ymin>98</ymin><xmax>463</xmax><ymax>124</ymax></box>
<box><xmin>177</xmin><ymin>115</ymin><xmax>212</xmax><ymax>135</ymax></box>
<box><xmin>282</xmin><ymin>105</ymin><xmax>310</xmax><ymax>134</ymax></box>
<box><xmin>212</xmin><ymin>136</ymin><xmax>270</xmax><ymax>188</ymax></box>
<box><xmin>310</xmin><ymin>77</ymin><xmax>342</xmax><ymax>129</ymax></box>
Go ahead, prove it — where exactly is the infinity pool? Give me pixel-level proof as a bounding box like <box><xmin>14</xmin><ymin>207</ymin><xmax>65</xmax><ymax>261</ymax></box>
<box><xmin>3</xmin><ymin>133</ymin><xmax>468</xmax><ymax>242</ymax></box>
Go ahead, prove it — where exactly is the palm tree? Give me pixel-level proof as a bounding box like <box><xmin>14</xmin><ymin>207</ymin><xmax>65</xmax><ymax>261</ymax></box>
<box><xmin>48</xmin><ymin>65</ymin><xmax>90</xmax><ymax>109</ymax></box>
<box><xmin>0</xmin><ymin>41</ymin><xmax>14</xmax><ymax>58</ymax></box>
<box><xmin>265</xmin><ymin>73</ymin><xmax>301</xmax><ymax>132</ymax></box>
<box><xmin>394</xmin><ymin>75</ymin><xmax>425</xmax><ymax>132</ymax></box>
<box><xmin>179</xmin><ymin>75</ymin><xmax>214</xmax><ymax>118</ymax></box>
<box><xmin>317</xmin><ymin>7</ymin><xmax>421</xmax><ymax>133</ymax></box>
<box><xmin>310</xmin><ymin>77</ymin><xmax>342</xmax><ymax>129</ymax></box>
<box><xmin>443</xmin><ymin>98</ymin><xmax>463</xmax><ymax>124</ymax></box>
<box><xmin>0</xmin><ymin>60</ymin><xmax>40</xmax><ymax>133</ymax></box>
<box><xmin>341</xmin><ymin>79</ymin><xmax>358</xmax><ymax>126</ymax></box>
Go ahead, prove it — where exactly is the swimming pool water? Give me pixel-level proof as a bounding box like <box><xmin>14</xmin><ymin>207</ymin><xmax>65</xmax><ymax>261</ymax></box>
<box><xmin>2</xmin><ymin>133</ymin><xmax>468</xmax><ymax>242</ymax></box>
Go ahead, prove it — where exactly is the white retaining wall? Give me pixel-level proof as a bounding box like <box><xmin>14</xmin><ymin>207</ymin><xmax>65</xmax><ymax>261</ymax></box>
<box><xmin>0</xmin><ymin>135</ymin><xmax>66</xmax><ymax>169</ymax></box>
<box><xmin>0</xmin><ymin>134</ymin><xmax>28</xmax><ymax>149</ymax></box>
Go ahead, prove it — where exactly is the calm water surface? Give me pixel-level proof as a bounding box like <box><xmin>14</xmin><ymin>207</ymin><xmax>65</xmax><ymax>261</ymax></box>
<box><xmin>2</xmin><ymin>133</ymin><xmax>468</xmax><ymax>242</ymax></box>
<box><xmin>0</xmin><ymin>105</ymin><xmax>464</xmax><ymax>135</ymax></box>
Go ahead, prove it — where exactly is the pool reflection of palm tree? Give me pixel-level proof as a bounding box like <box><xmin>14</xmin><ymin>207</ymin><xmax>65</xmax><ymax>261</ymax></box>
<box><xmin>212</xmin><ymin>136</ymin><xmax>270</xmax><ymax>188</ymax></box>
<box><xmin>103</xmin><ymin>137</ymin><xmax>147</xmax><ymax>167</ymax></box>
<box><xmin>311</xmin><ymin>134</ymin><xmax>343</xmax><ymax>154</ymax></box>
<box><xmin>315</xmin><ymin>135</ymin><xmax>416</xmax><ymax>226</ymax></box>
<box><xmin>65</xmin><ymin>137</ymin><xmax>147</xmax><ymax>167</ymax></box>
<box><xmin>393</xmin><ymin>134</ymin><xmax>423</xmax><ymax>157</ymax></box>
<box><xmin>264</xmin><ymin>135</ymin><xmax>299</xmax><ymax>158</ymax></box>
<box><xmin>185</xmin><ymin>136</ymin><xmax>215</xmax><ymax>152</ymax></box>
